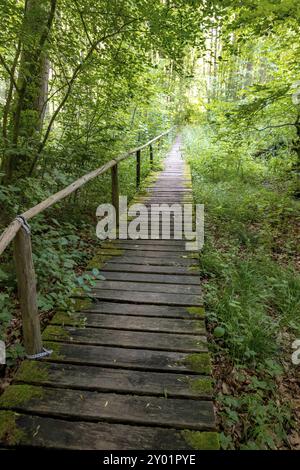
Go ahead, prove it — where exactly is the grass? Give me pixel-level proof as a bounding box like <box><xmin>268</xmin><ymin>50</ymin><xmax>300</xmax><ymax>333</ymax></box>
<box><xmin>182</xmin><ymin>124</ymin><xmax>300</xmax><ymax>450</ymax></box>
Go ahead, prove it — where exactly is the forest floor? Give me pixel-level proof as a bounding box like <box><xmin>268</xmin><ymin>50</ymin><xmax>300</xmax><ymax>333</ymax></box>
<box><xmin>183</xmin><ymin>125</ymin><xmax>300</xmax><ymax>450</ymax></box>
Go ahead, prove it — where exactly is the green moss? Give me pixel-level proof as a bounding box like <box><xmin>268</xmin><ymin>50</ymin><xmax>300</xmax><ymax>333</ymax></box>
<box><xmin>186</xmin><ymin>306</ymin><xmax>205</xmax><ymax>318</ymax></box>
<box><xmin>0</xmin><ymin>411</ymin><xmax>26</xmax><ymax>445</ymax></box>
<box><xmin>42</xmin><ymin>325</ymin><xmax>70</xmax><ymax>341</ymax></box>
<box><xmin>86</xmin><ymin>247</ymin><xmax>123</xmax><ymax>269</ymax></box>
<box><xmin>183</xmin><ymin>353</ymin><xmax>212</xmax><ymax>374</ymax></box>
<box><xmin>0</xmin><ymin>385</ymin><xmax>43</xmax><ymax>409</ymax></box>
<box><xmin>15</xmin><ymin>361</ymin><xmax>49</xmax><ymax>383</ymax></box>
<box><xmin>43</xmin><ymin>341</ymin><xmax>65</xmax><ymax>360</ymax></box>
<box><xmin>51</xmin><ymin>311</ymin><xmax>85</xmax><ymax>327</ymax></box>
<box><xmin>189</xmin><ymin>377</ymin><xmax>213</xmax><ymax>395</ymax></box>
<box><xmin>72</xmin><ymin>297</ymin><xmax>93</xmax><ymax>311</ymax></box>
<box><xmin>101</xmin><ymin>241</ymin><xmax>117</xmax><ymax>250</ymax></box>
<box><xmin>99</xmin><ymin>248</ymin><xmax>123</xmax><ymax>256</ymax></box>
<box><xmin>86</xmin><ymin>253</ymin><xmax>109</xmax><ymax>269</ymax></box>
<box><xmin>182</xmin><ymin>431</ymin><xmax>220</xmax><ymax>450</ymax></box>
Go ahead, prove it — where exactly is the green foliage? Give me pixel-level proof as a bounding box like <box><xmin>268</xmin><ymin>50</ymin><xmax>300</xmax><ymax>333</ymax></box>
<box><xmin>183</xmin><ymin>122</ymin><xmax>299</xmax><ymax>449</ymax></box>
<box><xmin>184</xmin><ymin>125</ymin><xmax>300</xmax><ymax>361</ymax></box>
<box><xmin>219</xmin><ymin>388</ymin><xmax>292</xmax><ymax>450</ymax></box>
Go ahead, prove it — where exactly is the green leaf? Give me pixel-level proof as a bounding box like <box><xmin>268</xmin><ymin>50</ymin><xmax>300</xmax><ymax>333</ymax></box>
<box><xmin>213</xmin><ymin>326</ymin><xmax>225</xmax><ymax>338</ymax></box>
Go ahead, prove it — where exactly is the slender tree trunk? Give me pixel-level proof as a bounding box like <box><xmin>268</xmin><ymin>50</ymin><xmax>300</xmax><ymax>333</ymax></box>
<box><xmin>2</xmin><ymin>0</ymin><xmax>56</xmax><ymax>183</ymax></box>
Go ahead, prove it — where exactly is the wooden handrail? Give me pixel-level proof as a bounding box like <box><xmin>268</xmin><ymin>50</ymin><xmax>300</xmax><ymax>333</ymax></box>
<box><xmin>0</xmin><ymin>129</ymin><xmax>171</xmax><ymax>256</ymax></box>
<box><xmin>0</xmin><ymin>127</ymin><xmax>173</xmax><ymax>356</ymax></box>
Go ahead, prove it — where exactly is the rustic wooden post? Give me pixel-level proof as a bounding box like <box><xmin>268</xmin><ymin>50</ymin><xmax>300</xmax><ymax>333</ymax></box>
<box><xmin>111</xmin><ymin>164</ymin><xmax>119</xmax><ymax>225</ymax></box>
<box><xmin>14</xmin><ymin>225</ymin><xmax>42</xmax><ymax>356</ymax></box>
<box><xmin>149</xmin><ymin>143</ymin><xmax>153</xmax><ymax>167</ymax></box>
<box><xmin>136</xmin><ymin>149</ymin><xmax>141</xmax><ymax>189</ymax></box>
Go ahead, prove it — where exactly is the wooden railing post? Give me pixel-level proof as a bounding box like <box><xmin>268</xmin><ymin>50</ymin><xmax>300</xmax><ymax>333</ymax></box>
<box><xmin>136</xmin><ymin>149</ymin><xmax>141</xmax><ymax>189</ymax></box>
<box><xmin>149</xmin><ymin>143</ymin><xmax>153</xmax><ymax>167</ymax></box>
<box><xmin>111</xmin><ymin>164</ymin><xmax>119</xmax><ymax>225</ymax></box>
<box><xmin>14</xmin><ymin>225</ymin><xmax>42</xmax><ymax>355</ymax></box>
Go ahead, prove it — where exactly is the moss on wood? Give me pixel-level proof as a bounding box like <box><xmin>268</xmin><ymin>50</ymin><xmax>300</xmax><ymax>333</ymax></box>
<box><xmin>0</xmin><ymin>385</ymin><xmax>43</xmax><ymax>408</ymax></box>
<box><xmin>0</xmin><ymin>411</ymin><xmax>26</xmax><ymax>445</ymax></box>
<box><xmin>86</xmin><ymin>247</ymin><xmax>123</xmax><ymax>270</ymax></box>
<box><xmin>42</xmin><ymin>325</ymin><xmax>71</xmax><ymax>341</ymax></box>
<box><xmin>186</xmin><ymin>306</ymin><xmax>205</xmax><ymax>318</ymax></box>
<box><xmin>189</xmin><ymin>376</ymin><xmax>213</xmax><ymax>395</ymax></box>
<box><xmin>51</xmin><ymin>311</ymin><xmax>85</xmax><ymax>327</ymax></box>
<box><xmin>183</xmin><ymin>353</ymin><xmax>212</xmax><ymax>374</ymax></box>
<box><xmin>72</xmin><ymin>297</ymin><xmax>93</xmax><ymax>311</ymax></box>
<box><xmin>44</xmin><ymin>341</ymin><xmax>65</xmax><ymax>360</ymax></box>
<box><xmin>15</xmin><ymin>361</ymin><xmax>49</xmax><ymax>383</ymax></box>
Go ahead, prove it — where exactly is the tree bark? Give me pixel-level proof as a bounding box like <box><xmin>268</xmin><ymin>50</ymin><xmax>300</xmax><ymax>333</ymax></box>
<box><xmin>2</xmin><ymin>0</ymin><xmax>56</xmax><ymax>182</ymax></box>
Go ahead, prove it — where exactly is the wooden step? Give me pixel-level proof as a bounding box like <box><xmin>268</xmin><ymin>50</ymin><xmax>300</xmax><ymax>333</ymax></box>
<box><xmin>94</xmin><ymin>280</ymin><xmax>201</xmax><ymax>295</ymax></box>
<box><xmin>101</xmin><ymin>256</ymin><xmax>197</xmax><ymax>267</ymax></box>
<box><xmin>43</xmin><ymin>342</ymin><xmax>210</xmax><ymax>374</ymax></box>
<box><xmin>15</xmin><ymin>362</ymin><xmax>212</xmax><ymax>398</ymax></box>
<box><xmin>101</xmin><ymin>263</ymin><xmax>200</xmax><ymax>275</ymax></box>
<box><xmin>96</xmin><ymin>271</ymin><xmax>200</xmax><ymax>285</ymax></box>
<box><xmin>43</xmin><ymin>326</ymin><xmax>207</xmax><ymax>353</ymax></box>
<box><xmin>87</xmin><ymin>290</ymin><xmax>202</xmax><ymax>306</ymax></box>
<box><xmin>52</xmin><ymin>312</ymin><xmax>205</xmax><ymax>334</ymax></box>
<box><xmin>1</xmin><ymin>385</ymin><xmax>216</xmax><ymax>431</ymax></box>
<box><xmin>77</xmin><ymin>301</ymin><xmax>204</xmax><ymax>319</ymax></box>
<box><xmin>0</xmin><ymin>413</ymin><xmax>198</xmax><ymax>449</ymax></box>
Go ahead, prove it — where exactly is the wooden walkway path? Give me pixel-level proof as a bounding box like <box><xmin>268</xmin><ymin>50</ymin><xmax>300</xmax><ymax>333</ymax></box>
<box><xmin>0</xmin><ymin>138</ymin><xmax>218</xmax><ymax>450</ymax></box>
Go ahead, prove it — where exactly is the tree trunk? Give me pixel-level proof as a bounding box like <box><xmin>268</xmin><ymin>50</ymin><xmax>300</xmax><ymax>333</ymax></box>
<box><xmin>1</xmin><ymin>0</ymin><xmax>56</xmax><ymax>182</ymax></box>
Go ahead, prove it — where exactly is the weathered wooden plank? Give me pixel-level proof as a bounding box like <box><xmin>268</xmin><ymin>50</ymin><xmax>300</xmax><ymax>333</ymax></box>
<box><xmin>43</xmin><ymin>326</ymin><xmax>207</xmax><ymax>353</ymax></box>
<box><xmin>43</xmin><ymin>342</ymin><xmax>209</xmax><ymax>374</ymax></box>
<box><xmin>88</xmin><ymin>289</ymin><xmax>202</xmax><ymax>306</ymax></box>
<box><xmin>101</xmin><ymin>249</ymin><xmax>195</xmax><ymax>260</ymax></box>
<box><xmin>97</xmin><ymin>271</ymin><xmax>200</xmax><ymax>285</ymax></box>
<box><xmin>78</xmin><ymin>301</ymin><xmax>204</xmax><ymax>319</ymax></box>
<box><xmin>0</xmin><ymin>413</ymin><xmax>194</xmax><ymax>449</ymax></box>
<box><xmin>137</xmin><ymin>206</ymin><xmax>191</xmax><ymax>214</ymax></box>
<box><xmin>101</xmin><ymin>263</ymin><xmax>199</xmax><ymax>276</ymax></box>
<box><xmin>104</xmin><ymin>242</ymin><xmax>187</xmax><ymax>252</ymax></box>
<box><xmin>15</xmin><ymin>362</ymin><xmax>211</xmax><ymax>398</ymax></box>
<box><xmin>110</xmin><ymin>238</ymin><xmax>187</xmax><ymax>246</ymax></box>
<box><xmin>102</xmin><ymin>256</ymin><xmax>197</xmax><ymax>267</ymax></box>
<box><xmin>94</xmin><ymin>280</ymin><xmax>201</xmax><ymax>295</ymax></box>
<box><xmin>1</xmin><ymin>385</ymin><xmax>215</xmax><ymax>431</ymax></box>
<box><xmin>52</xmin><ymin>312</ymin><xmax>205</xmax><ymax>334</ymax></box>
<box><xmin>141</xmin><ymin>201</ymin><xmax>193</xmax><ymax>205</ymax></box>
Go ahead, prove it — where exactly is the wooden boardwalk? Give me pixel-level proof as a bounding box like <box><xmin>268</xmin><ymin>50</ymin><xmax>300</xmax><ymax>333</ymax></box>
<box><xmin>0</xmin><ymin>138</ymin><xmax>218</xmax><ymax>450</ymax></box>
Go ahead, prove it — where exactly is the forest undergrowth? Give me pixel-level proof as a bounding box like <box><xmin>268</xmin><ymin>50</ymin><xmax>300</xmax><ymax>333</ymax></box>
<box><xmin>183</xmin><ymin>125</ymin><xmax>300</xmax><ymax>450</ymax></box>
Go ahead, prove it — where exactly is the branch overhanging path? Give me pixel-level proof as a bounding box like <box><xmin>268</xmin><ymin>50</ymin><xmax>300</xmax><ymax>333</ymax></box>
<box><xmin>0</xmin><ymin>138</ymin><xmax>217</xmax><ymax>450</ymax></box>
